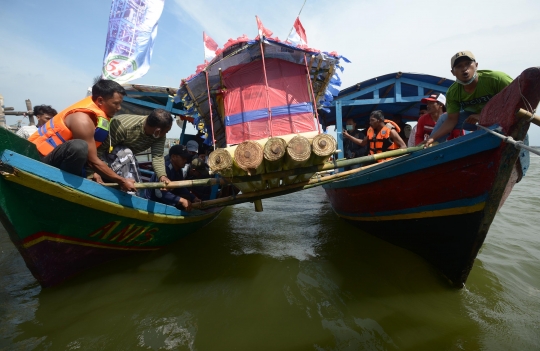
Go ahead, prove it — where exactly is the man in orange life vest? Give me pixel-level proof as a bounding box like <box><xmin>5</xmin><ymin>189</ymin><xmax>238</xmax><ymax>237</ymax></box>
<box><xmin>29</xmin><ymin>79</ymin><xmax>136</xmax><ymax>192</ymax></box>
<box><xmin>342</xmin><ymin>110</ymin><xmax>407</xmax><ymax>162</ymax></box>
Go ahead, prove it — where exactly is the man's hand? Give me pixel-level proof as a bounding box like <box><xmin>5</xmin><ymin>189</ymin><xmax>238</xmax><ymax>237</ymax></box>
<box><xmin>342</xmin><ymin>130</ymin><xmax>350</xmax><ymax>138</ymax></box>
<box><xmin>464</xmin><ymin>114</ymin><xmax>480</xmax><ymax>124</ymax></box>
<box><xmin>424</xmin><ymin>138</ymin><xmax>435</xmax><ymax>148</ymax></box>
<box><xmin>193</xmin><ymin>197</ymin><xmax>202</xmax><ymax>203</ymax></box>
<box><xmin>179</xmin><ymin>198</ymin><xmax>193</xmax><ymax>212</ymax></box>
<box><xmin>92</xmin><ymin>173</ymin><xmax>104</xmax><ymax>184</ymax></box>
<box><xmin>159</xmin><ymin>175</ymin><xmax>171</xmax><ymax>185</ymax></box>
<box><xmin>119</xmin><ymin>178</ymin><xmax>136</xmax><ymax>192</ymax></box>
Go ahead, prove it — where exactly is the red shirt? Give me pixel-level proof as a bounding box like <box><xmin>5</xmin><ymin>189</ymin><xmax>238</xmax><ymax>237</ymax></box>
<box><xmin>415</xmin><ymin>113</ymin><xmax>463</xmax><ymax>145</ymax></box>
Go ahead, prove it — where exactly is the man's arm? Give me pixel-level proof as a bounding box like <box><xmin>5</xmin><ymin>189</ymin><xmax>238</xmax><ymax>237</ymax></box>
<box><xmin>415</xmin><ymin>117</ymin><xmax>425</xmax><ymax>145</ymax></box>
<box><xmin>343</xmin><ymin>130</ymin><xmax>368</xmax><ymax>147</ymax></box>
<box><xmin>150</xmin><ymin>137</ymin><xmax>169</xmax><ymax>183</ymax></box>
<box><xmin>65</xmin><ymin>112</ymin><xmax>136</xmax><ymax>192</ymax></box>
<box><xmin>425</xmin><ymin>112</ymin><xmax>459</xmax><ymax>147</ymax></box>
<box><xmin>390</xmin><ymin>129</ymin><xmax>407</xmax><ymax>149</ymax></box>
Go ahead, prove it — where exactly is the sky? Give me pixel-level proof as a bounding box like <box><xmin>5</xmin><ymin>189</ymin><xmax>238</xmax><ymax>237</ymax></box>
<box><xmin>1</xmin><ymin>0</ymin><xmax>540</xmax><ymax>143</ymax></box>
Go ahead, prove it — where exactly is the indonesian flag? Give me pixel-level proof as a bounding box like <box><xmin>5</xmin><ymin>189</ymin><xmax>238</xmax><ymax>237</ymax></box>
<box><xmin>203</xmin><ymin>31</ymin><xmax>218</xmax><ymax>62</ymax></box>
<box><xmin>255</xmin><ymin>15</ymin><xmax>273</xmax><ymax>38</ymax></box>
<box><xmin>287</xmin><ymin>17</ymin><xmax>308</xmax><ymax>47</ymax></box>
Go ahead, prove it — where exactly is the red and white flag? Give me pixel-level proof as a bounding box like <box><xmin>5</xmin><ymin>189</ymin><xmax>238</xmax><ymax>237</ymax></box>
<box><xmin>203</xmin><ymin>31</ymin><xmax>219</xmax><ymax>62</ymax></box>
<box><xmin>286</xmin><ymin>17</ymin><xmax>308</xmax><ymax>47</ymax></box>
<box><xmin>255</xmin><ymin>16</ymin><xmax>273</xmax><ymax>38</ymax></box>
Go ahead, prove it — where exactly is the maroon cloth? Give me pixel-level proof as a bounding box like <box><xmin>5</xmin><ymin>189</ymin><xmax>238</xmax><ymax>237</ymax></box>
<box><xmin>480</xmin><ymin>67</ymin><xmax>540</xmax><ymax>134</ymax></box>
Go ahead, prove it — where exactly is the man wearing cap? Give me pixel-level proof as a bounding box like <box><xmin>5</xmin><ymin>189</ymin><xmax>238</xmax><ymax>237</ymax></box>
<box><xmin>415</xmin><ymin>93</ymin><xmax>462</xmax><ymax>145</ymax></box>
<box><xmin>144</xmin><ymin>145</ymin><xmax>200</xmax><ymax>212</ymax></box>
<box><xmin>186</xmin><ymin>140</ymin><xmax>200</xmax><ymax>160</ymax></box>
<box><xmin>425</xmin><ymin>51</ymin><xmax>513</xmax><ymax>146</ymax></box>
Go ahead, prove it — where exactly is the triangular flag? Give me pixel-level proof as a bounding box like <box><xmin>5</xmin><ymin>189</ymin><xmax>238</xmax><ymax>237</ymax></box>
<box><xmin>255</xmin><ymin>16</ymin><xmax>273</xmax><ymax>38</ymax></box>
<box><xmin>203</xmin><ymin>32</ymin><xmax>219</xmax><ymax>62</ymax></box>
<box><xmin>287</xmin><ymin>17</ymin><xmax>308</xmax><ymax>47</ymax></box>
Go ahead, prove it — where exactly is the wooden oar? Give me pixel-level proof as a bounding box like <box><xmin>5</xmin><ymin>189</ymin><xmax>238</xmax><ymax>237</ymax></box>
<box><xmin>516</xmin><ymin>108</ymin><xmax>540</xmax><ymax>127</ymax></box>
<box><xmin>102</xmin><ymin>146</ymin><xmax>424</xmax><ymax>189</ymax></box>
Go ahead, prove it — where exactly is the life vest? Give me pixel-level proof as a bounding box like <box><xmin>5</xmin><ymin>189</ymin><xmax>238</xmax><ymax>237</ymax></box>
<box><xmin>29</xmin><ymin>96</ymin><xmax>111</xmax><ymax>157</ymax></box>
<box><xmin>367</xmin><ymin>119</ymin><xmax>401</xmax><ymax>162</ymax></box>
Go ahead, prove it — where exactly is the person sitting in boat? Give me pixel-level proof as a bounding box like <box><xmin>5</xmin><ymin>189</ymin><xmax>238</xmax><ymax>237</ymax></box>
<box><xmin>28</xmin><ymin>79</ymin><xmax>136</xmax><ymax>192</ymax></box>
<box><xmin>145</xmin><ymin>145</ymin><xmax>200</xmax><ymax>212</ymax></box>
<box><xmin>186</xmin><ymin>157</ymin><xmax>212</xmax><ymax>201</ymax></box>
<box><xmin>186</xmin><ymin>140</ymin><xmax>200</xmax><ymax>161</ymax></box>
<box><xmin>343</xmin><ymin>110</ymin><xmax>407</xmax><ymax>162</ymax></box>
<box><xmin>16</xmin><ymin>105</ymin><xmax>58</xmax><ymax>139</ymax></box>
<box><xmin>415</xmin><ymin>93</ymin><xmax>463</xmax><ymax>145</ymax></box>
<box><xmin>342</xmin><ymin>118</ymin><xmax>368</xmax><ymax>169</ymax></box>
<box><xmin>407</xmin><ymin>105</ymin><xmax>427</xmax><ymax>147</ymax></box>
<box><xmin>95</xmin><ymin>109</ymin><xmax>173</xmax><ymax>188</ymax></box>
<box><xmin>425</xmin><ymin>50</ymin><xmax>513</xmax><ymax>147</ymax></box>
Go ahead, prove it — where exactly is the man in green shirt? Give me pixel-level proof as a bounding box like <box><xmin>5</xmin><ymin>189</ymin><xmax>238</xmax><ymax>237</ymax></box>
<box><xmin>425</xmin><ymin>51</ymin><xmax>513</xmax><ymax>146</ymax></box>
<box><xmin>95</xmin><ymin>109</ymin><xmax>173</xmax><ymax>185</ymax></box>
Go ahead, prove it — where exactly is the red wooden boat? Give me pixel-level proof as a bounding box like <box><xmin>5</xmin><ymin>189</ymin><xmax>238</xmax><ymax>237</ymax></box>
<box><xmin>322</xmin><ymin>67</ymin><xmax>540</xmax><ymax>287</ymax></box>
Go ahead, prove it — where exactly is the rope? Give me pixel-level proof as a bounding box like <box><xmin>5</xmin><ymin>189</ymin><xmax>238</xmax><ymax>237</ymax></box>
<box><xmin>204</xmin><ymin>70</ymin><xmax>217</xmax><ymax>150</ymax></box>
<box><xmin>517</xmin><ymin>75</ymin><xmax>537</xmax><ymax>121</ymax></box>
<box><xmin>259</xmin><ymin>38</ymin><xmax>274</xmax><ymax>137</ymax></box>
<box><xmin>476</xmin><ymin>124</ymin><xmax>540</xmax><ymax>156</ymax></box>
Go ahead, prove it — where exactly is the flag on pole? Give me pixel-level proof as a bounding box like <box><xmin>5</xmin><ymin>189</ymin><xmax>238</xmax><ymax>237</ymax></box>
<box><xmin>101</xmin><ymin>0</ymin><xmax>165</xmax><ymax>83</ymax></box>
<box><xmin>286</xmin><ymin>17</ymin><xmax>308</xmax><ymax>47</ymax></box>
<box><xmin>203</xmin><ymin>32</ymin><xmax>219</xmax><ymax>62</ymax></box>
<box><xmin>255</xmin><ymin>16</ymin><xmax>273</xmax><ymax>38</ymax></box>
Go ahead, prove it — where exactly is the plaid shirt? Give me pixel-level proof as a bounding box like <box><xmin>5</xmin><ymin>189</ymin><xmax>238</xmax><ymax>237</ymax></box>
<box><xmin>98</xmin><ymin>114</ymin><xmax>166</xmax><ymax>179</ymax></box>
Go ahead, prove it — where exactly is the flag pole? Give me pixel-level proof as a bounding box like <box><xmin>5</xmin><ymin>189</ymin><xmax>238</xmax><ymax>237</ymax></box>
<box><xmin>304</xmin><ymin>53</ymin><xmax>321</xmax><ymax>134</ymax></box>
<box><xmin>204</xmin><ymin>70</ymin><xmax>217</xmax><ymax>150</ymax></box>
<box><xmin>256</xmin><ymin>17</ymin><xmax>274</xmax><ymax>138</ymax></box>
<box><xmin>286</xmin><ymin>0</ymin><xmax>307</xmax><ymax>39</ymax></box>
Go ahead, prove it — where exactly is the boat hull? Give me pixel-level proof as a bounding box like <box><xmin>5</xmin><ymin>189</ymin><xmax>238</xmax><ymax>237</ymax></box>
<box><xmin>0</xmin><ymin>146</ymin><xmax>222</xmax><ymax>287</ymax></box>
<box><xmin>323</xmin><ymin>67</ymin><xmax>540</xmax><ymax>287</ymax></box>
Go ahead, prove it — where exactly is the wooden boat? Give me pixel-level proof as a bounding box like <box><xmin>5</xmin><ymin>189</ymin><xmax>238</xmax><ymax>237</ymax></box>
<box><xmin>0</xmin><ymin>124</ymin><xmax>223</xmax><ymax>288</ymax></box>
<box><xmin>175</xmin><ymin>31</ymin><xmax>345</xmax><ymax>209</ymax></box>
<box><xmin>321</xmin><ymin>67</ymin><xmax>540</xmax><ymax>287</ymax></box>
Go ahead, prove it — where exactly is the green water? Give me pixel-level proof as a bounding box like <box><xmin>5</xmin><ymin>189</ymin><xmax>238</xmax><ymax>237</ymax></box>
<box><xmin>1</xmin><ymin>158</ymin><xmax>540</xmax><ymax>350</ymax></box>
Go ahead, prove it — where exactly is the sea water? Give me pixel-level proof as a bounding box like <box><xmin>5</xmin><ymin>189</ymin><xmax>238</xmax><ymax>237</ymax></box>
<box><xmin>1</xmin><ymin>157</ymin><xmax>539</xmax><ymax>350</ymax></box>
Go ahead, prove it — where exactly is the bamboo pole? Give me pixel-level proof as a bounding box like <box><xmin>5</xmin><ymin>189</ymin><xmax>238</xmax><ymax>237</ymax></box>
<box><xmin>25</xmin><ymin>99</ymin><xmax>35</xmax><ymax>126</ymax></box>
<box><xmin>103</xmin><ymin>146</ymin><xmax>424</xmax><ymax>190</ymax></box>
<box><xmin>192</xmin><ymin>160</ymin><xmax>379</xmax><ymax>210</ymax></box>
<box><xmin>0</xmin><ymin>94</ymin><xmax>5</xmax><ymax>129</ymax></box>
<box><xmin>516</xmin><ymin>108</ymin><xmax>540</xmax><ymax>127</ymax></box>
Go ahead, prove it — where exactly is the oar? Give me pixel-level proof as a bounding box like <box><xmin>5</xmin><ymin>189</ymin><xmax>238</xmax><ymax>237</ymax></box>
<box><xmin>102</xmin><ymin>146</ymin><xmax>424</xmax><ymax>189</ymax></box>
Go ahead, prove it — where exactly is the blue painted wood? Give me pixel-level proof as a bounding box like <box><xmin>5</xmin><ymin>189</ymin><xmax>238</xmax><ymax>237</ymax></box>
<box><xmin>179</xmin><ymin>119</ymin><xmax>187</xmax><ymax>145</ymax></box>
<box><xmin>0</xmin><ymin>150</ymin><xmax>185</xmax><ymax>216</ymax></box>
<box><xmin>324</xmin><ymin>127</ymin><xmax>502</xmax><ymax>189</ymax></box>
<box><xmin>399</xmin><ymin>78</ymin><xmax>450</xmax><ymax>93</ymax></box>
<box><xmin>395</xmin><ymin>81</ymin><xmax>402</xmax><ymax>102</ymax></box>
<box><xmin>338</xmin><ymin>79</ymin><xmax>397</xmax><ymax>101</ymax></box>
<box><xmin>339</xmin><ymin>96</ymin><xmax>443</xmax><ymax>106</ymax></box>
<box><xmin>126</xmin><ymin>91</ymin><xmax>174</xmax><ymax>97</ymax></box>
<box><xmin>123</xmin><ymin>96</ymin><xmax>188</xmax><ymax>115</ymax></box>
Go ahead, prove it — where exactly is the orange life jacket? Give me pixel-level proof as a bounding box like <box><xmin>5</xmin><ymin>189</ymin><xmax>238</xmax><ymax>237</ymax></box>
<box><xmin>29</xmin><ymin>96</ymin><xmax>111</xmax><ymax>157</ymax></box>
<box><xmin>367</xmin><ymin>120</ymin><xmax>401</xmax><ymax>162</ymax></box>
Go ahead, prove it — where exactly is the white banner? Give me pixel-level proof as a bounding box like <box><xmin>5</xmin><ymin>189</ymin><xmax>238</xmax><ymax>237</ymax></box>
<box><xmin>101</xmin><ymin>0</ymin><xmax>165</xmax><ymax>83</ymax></box>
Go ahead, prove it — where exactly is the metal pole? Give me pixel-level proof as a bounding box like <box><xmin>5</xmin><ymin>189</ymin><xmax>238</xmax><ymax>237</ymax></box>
<box><xmin>0</xmin><ymin>94</ymin><xmax>5</xmax><ymax>129</ymax></box>
<box><xmin>25</xmin><ymin>99</ymin><xmax>35</xmax><ymax>126</ymax></box>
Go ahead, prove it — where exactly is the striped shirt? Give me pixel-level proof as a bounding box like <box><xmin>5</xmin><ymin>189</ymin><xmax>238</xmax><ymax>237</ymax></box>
<box><xmin>97</xmin><ymin>114</ymin><xmax>166</xmax><ymax>178</ymax></box>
